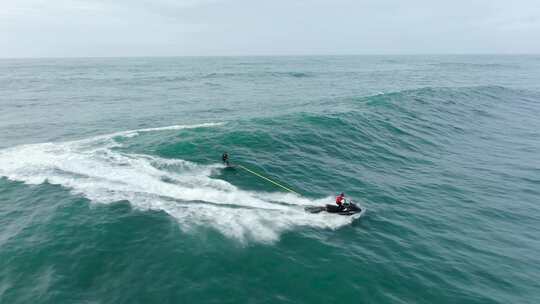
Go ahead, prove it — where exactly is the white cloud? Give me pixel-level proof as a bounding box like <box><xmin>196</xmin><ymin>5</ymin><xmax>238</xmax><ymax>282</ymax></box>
<box><xmin>0</xmin><ymin>0</ymin><xmax>539</xmax><ymax>57</ymax></box>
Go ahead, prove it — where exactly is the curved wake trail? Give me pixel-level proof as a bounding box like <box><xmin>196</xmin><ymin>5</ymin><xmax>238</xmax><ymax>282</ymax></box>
<box><xmin>0</xmin><ymin>123</ymin><xmax>354</xmax><ymax>243</ymax></box>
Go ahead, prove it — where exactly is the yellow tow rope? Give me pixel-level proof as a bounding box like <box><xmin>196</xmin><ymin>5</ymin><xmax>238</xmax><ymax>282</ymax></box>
<box><xmin>236</xmin><ymin>164</ymin><xmax>300</xmax><ymax>196</ymax></box>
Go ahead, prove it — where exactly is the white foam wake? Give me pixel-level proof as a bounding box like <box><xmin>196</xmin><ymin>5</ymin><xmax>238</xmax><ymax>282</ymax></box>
<box><xmin>0</xmin><ymin>123</ymin><xmax>355</xmax><ymax>243</ymax></box>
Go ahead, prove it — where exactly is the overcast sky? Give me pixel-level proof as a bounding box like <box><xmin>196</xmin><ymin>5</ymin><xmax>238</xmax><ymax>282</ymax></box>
<box><xmin>1</xmin><ymin>0</ymin><xmax>539</xmax><ymax>57</ymax></box>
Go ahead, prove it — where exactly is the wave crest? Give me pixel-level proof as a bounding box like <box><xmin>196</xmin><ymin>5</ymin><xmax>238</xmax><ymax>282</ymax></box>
<box><xmin>0</xmin><ymin>123</ymin><xmax>355</xmax><ymax>243</ymax></box>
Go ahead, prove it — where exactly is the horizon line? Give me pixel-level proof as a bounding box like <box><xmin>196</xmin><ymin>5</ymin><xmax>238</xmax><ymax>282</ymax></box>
<box><xmin>1</xmin><ymin>53</ymin><xmax>539</xmax><ymax>60</ymax></box>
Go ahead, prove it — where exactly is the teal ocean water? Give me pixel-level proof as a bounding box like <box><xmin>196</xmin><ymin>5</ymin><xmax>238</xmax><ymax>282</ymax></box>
<box><xmin>1</xmin><ymin>56</ymin><xmax>539</xmax><ymax>303</ymax></box>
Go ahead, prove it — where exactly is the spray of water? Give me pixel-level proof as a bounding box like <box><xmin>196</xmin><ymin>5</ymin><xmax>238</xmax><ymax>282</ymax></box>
<box><xmin>0</xmin><ymin>123</ymin><xmax>359</xmax><ymax>243</ymax></box>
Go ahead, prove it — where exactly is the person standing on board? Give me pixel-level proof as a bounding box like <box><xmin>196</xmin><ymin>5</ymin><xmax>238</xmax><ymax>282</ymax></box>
<box><xmin>222</xmin><ymin>152</ymin><xmax>230</xmax><ymax>166</ymax></box>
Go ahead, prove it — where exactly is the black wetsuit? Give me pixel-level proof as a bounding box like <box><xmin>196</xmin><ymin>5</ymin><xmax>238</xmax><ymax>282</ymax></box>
<box><xmin>222</xmin><ymin>153</ymin><xmax>229</xmax><ymax>166</ymax></box>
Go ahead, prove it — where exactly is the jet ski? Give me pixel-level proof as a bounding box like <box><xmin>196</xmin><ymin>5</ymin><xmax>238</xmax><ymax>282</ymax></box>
<box><xmin>305</xmin><ymin>201</ymin><xmax>365</xmax><ymax>216</ymax></box>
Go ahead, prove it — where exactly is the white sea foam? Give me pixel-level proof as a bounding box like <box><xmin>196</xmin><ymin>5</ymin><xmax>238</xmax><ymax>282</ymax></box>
<box><xmin>0</xmin><ymin>123</ymin><xmax>357</xmax><ymax>243</ymax></box>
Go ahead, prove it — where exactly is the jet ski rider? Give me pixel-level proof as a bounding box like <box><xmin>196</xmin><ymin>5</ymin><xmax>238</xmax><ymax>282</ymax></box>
<box><xmin>336</xmin><ymin>193</ymin><xmax>346</xmax><ymax>211</ymax></box>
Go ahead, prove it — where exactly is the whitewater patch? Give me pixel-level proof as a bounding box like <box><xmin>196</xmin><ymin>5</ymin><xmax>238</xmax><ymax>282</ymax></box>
<box><xmin>0</xmin><ymin>123</ymin><xmax>356</xmax><ymax>243</ymax></box>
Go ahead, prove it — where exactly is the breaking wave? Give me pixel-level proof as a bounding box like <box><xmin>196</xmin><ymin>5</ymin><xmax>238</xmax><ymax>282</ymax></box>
<box><xmin>0</xmin><ymin>123</ymin><xmax>356</xmax><ymax>243</ymax></box>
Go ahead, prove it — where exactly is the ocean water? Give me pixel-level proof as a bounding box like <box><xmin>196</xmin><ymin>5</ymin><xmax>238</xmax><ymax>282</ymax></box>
<box><xmin>0</xmin><ymin>55</ymin><xmax>539</xmax><ymax>303</ymax></box>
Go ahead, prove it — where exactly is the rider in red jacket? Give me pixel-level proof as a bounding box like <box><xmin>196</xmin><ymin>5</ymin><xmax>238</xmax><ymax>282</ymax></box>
<box><xmin>336</xmin><ymin>193</ymin><xmax>345</xmax><ymax>210</ymax></box>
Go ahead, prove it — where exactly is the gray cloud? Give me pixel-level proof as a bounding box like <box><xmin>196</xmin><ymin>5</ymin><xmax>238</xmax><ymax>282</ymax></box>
<box><xmin>1</xmin><ymin>0</ymin><xmax>539</xmax><ymax>57</ymax></box>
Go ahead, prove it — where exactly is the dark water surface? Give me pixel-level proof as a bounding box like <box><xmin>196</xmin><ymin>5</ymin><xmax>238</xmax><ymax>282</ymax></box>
<box><xmin>1</xmin><ymin>56</ymin><xmax>539</xmax><ymax>303</ymax></box>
